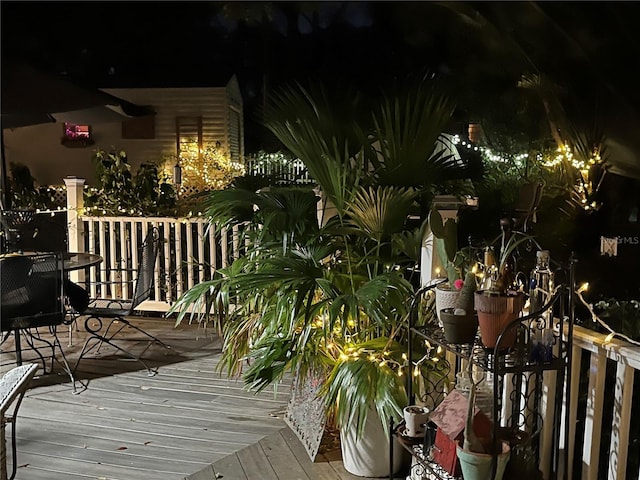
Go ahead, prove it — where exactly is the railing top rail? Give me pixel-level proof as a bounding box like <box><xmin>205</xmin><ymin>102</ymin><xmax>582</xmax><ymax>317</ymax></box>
<box><xmin>80</xmin><ymin>215</ymin><xmax>209</xmax><ymax>223</ymax></box>
<box><xmin>573</xmin><ymin>324</ymin><xmax>640</xmax><ymax>370</ymax></box>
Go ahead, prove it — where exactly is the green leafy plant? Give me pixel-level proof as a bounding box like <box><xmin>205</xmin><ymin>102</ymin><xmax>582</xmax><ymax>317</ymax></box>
<box><xmin>490</xmin><ymin>231</ymin><xmax>538</xmax><ymax>293</ymax></box>
<box><xmin>85</xmin><ymin>148</ymin><xmax>177</xmax><ymax>216</ymax></box>
<box><xmin>170</xmin><ymin>78</ymin><xmax>475</xmax><ymax>440</ymax></box>
<box><xmin>6</xmin><ymin>162</ymin><xmax>48</xmax><ymax>209</ymax></box>
<box><xmin>429</xmin><ymin>206</ymin><xmax>475</xmax><ymax>288</ymax></box>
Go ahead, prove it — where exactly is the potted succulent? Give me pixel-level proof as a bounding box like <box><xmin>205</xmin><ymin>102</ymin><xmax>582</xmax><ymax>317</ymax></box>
<box><xmin>474</xmin><ymin>226</ymin><xmax>534</xmax><ymax>349</ymax></box>
<box><xmin>440</xmin><ymin>268</ymin><xmax>479</xmax><ymax>344</ymax></box>
<box><xmin>429</xmin><ymin>207</ymin><xmax>475</xmax><ymax>323</ymax></box>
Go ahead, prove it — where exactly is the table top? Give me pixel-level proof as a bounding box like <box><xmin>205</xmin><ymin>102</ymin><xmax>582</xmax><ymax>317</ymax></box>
<box><xmin>62</xmin><ymin>252</ymin><xmax>103</xmax><ymax>271</ymax></box>
<box><xmin>1</xmin><ymin>251</ymin><xmax>103</xmax><ymax>271</ymax></box>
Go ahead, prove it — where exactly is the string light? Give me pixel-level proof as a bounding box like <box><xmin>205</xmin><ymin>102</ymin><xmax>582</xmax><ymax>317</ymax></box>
<box><xmin>575</xmin><ymin>287</ymin><xmax>640</xmax><ymax>347</ymax></box>
<box><xmin>163</xmin><ymin>140</ymin><xmax>245</xmax><ymax>192</ymax></box>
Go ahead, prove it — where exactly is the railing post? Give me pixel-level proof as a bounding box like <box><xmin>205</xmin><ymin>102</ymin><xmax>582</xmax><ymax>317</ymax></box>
<box><xmin>64</xmin><ymin>176</ymin><xmax>86</xmax><ymax>283</ymax></box>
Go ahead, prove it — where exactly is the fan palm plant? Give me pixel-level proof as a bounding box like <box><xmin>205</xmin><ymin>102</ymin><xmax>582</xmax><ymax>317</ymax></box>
<box><xmin>170</xmin><ymin>78</ymin><xmax>476</xmax><ymax>446</ymax></box>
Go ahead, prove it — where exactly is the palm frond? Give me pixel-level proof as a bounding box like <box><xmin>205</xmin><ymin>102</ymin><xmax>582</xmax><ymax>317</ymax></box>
<box><xmin>345</xmin><ymin>186</ymin><xmax>417</xmax><ymax>242</ymax></box>
<box><xmin>264</xmin><ymin>82</ymin><xmax>363</xmax><ymax>215</ymax></box>
<box><xmin>391</xmin><ymin>222</ymin><xmax>428</xmax><ymax>265</ymax></box>
<box><xmin>204</xmin><ymin>188</ymin><xmax>262</xmax><ymax>228</ymax></box>
<box><xmin>367</xmin><ymin>81</ymin><xmax>457</xmax><ymax>187</ymax></box>
<box><xmin>322</xmin><ymin>337</ymin><xmax>408</xmax><ymax>438</ymax></box>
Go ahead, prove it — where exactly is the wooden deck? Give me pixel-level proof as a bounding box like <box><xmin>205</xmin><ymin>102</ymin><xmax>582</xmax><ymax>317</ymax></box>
<box><xmin>1</xmin><ymin>316</ymin><xmax>381</xmax><ymax>480</ymax></box>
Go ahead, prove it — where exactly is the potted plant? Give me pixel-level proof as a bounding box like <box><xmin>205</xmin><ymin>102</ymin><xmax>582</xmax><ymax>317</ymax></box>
<box><xmin>169</xmin><ymin>79</ymin><xmax>475</xmax><ymax>477</ymax></box>
<box><xmin>456</xmin><ymin>356</ymin><xmax>511</xmax><ymax>479</ymax></box>
<box><xmin>429</xmin><ymin>207</ymin><xmax>476</xmax><ymax>323</ymax></box>
<box><xmin>440</xmin><ymin>268</ymin><xmax>479</xmax><ymax>344</ymax></box>
<box><xmin>474</xmin><ymin>226</ymin><xmax>534</xmax><ymax>349</ymax></box>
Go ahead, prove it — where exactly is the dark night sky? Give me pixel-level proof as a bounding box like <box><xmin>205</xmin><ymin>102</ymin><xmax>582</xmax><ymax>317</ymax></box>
<box><xmin>4</xmin><ymin>1</ymin><xmax>640</xmax><ymax>151</ymax></box>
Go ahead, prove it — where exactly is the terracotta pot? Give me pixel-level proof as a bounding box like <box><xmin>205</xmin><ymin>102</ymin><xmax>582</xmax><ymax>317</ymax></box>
<box><xmin>435</xmin><ymin>283</ymin><xmax>460</xmax><ymax>324</ymax></box>
<box><xmin>474</xmin><ymin>291</ymin><xmax>525</xmax><ymax>349</ymax></box>
<box><xmin>440</xmin><ymin>308</ymin><xmax>478</xmax><ymax>344</ymax></box>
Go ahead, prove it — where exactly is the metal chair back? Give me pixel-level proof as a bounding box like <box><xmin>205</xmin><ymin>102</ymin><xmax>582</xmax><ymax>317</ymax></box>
<box><xmin>0</xmin><ymin>252</ymin><xmax>65</xmax><ymax>330</ymax></box>
<box><xmin>130</xmin><ymin>228</ymin><xmax>159</xmax><ymax>312</ymax></box>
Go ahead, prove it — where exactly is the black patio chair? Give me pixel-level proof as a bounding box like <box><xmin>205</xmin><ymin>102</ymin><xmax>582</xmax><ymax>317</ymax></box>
<box><xmin>0</xmin><ymin>252</ymin><xmax>77</xmax><ymax>390</ymax></box>
<box><xmin>72</xmin><ymin>227</ymin><xmax>170</xmax><ymax>380</ymax></box>
<box><xmin>0</xmin><ymin>210</ymin><xmax>35</xmax><ymax>254</ymax></box>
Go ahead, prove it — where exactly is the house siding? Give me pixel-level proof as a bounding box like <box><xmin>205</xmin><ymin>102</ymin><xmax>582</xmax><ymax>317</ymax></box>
<box><xmin>3</xmin><ymin>79</ymin><xmax>243</xmax><ymax>186</ymax></box>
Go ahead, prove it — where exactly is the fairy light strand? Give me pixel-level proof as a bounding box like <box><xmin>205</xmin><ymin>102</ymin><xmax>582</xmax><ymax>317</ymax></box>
<box><xmin>575</xmin><ymin>283</ymin><xmax>640</xmax><ymax>347</ymax></box>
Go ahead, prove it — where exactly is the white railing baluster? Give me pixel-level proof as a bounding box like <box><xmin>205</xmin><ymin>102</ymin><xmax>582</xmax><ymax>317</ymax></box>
<box><xmin>582</xmin><ymin>348</ymin><xmax>606</xmax><ymax>480</ymax></box>
<box><xmin>186</xmin><ymin>220</ymin><xmax>194</xmax><ymax>290</ymax></box>
<box><xmin>99</xmin><ymin>220</ymin><xmax>108</xmax><ymax>297</ymax></box>
<box><xmin>540</xmin><ymin>370</ymin><xmax>556</xmax><ymax>480</ymax></box>
<box><xmin>208</xmin><ymin>222</ymin><xmax>216</xmax><ymax>271</ymax></box>
<box><xmin>87</xmin><ymin>220</ymin><xmax>97</xmax><ymax>298</ymax></box>
<box><xmin>176</xmin><ymin>219</ymin><xmax>184</xmax><ymax>299</ymax></box>
<box><xmin>221</xmin><ymin>226</ymin><xmax>229</xmax><ymax>268</ymax></box>
<box><xmin>565</xmin><ymin>344</ymin><xmax>582</xmax><ymax>480</ymax></box>
<box><xmin>197</xmin><ymin>220</ymin><xmax>205</xmax><ymax>284</ymax></box>
<box><xmin>132</xmin><ymin>220</ymin><xmax>140</xmax><ymax>299</ymax></box>
<box><xmin>162</xmin><ymin>220</ymin><xmax>172</xmax><ymax>303</ymax></box>
<box><xmin>608</xmin><ymin>360</ymin><xmax>634</xmax><ymax>480</ymax></box>
<box><xmin>232</xmin><ymin>224</ymin><xmax>240</xmax><ymax>260</ymax></box>
<box><xmin>120</xmin><ymin>219</ymin><xmax>130</xmax><ymax>298</ymax></box>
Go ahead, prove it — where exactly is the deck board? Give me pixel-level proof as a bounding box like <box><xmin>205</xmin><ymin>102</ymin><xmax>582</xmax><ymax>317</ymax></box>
<box><xmin>2</xmin><ymin>316</ymin><xmax>395</xmax><ymax>480</ymax></box>
<box><xmin>258</xmin><ymin>431</ymin><xmax>312</xmax><ymax>480</ymax></box>
<box><xmin>236</xmin><ymin>442</ymin><xmax>280</xmax><ymax>479</ymax></box>
<box><xmin>1</xmin><ymin>317</ymin><xmax>292</xmax><ymax>480</ymax></box>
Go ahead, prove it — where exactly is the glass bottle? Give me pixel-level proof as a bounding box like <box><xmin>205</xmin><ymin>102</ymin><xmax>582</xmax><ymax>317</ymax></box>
<box><xmin>529</xmin><ymin>250</ymin><xmax>554</xmax><ymax>362</ymax></box>
<box><xmin>480</xmin><ymin>246</ymin><xmax>496</xmax><ymax>291</ymax></box>
<box><xmin>497</xmin><ymin>217</ymin><xmax>516</xmax><ymax>291</ymax></box>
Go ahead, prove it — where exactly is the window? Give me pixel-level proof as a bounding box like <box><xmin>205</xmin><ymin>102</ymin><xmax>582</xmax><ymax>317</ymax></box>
<box><xmin>176</xmin><ymin>116</ymin><xmax>203</xmax><ymax>161</ymax></box>
<box><xmin>122</xmin><ymin>115</ymin><xmax>155</xmax><ymax>139</ymax></box>
<box><xmin>61</xmin><ymin>123</ymin><xmax>94</xmax><ymax>147</ymax></box>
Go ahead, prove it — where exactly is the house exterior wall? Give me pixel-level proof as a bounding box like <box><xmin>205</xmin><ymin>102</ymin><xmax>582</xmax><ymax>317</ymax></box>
<box><xmin>2</xmin><ymin>79</ymin><xmax>244</xmax><ymax>186</ymax></box>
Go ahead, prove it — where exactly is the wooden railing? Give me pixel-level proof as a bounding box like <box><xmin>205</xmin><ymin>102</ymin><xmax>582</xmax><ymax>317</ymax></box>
<box><xmin>63</xmin><ymin>178</ymin><xmax>640</xmax><ymax>478</ymax></box>
<box><xmin>76</xmin><ymin>215</ymin><xmax>239</xmax><ymax>312</ymax></box>
<box><xmin>562</xmin><ymin>325</ymin><xmax>640</xmax><ymax>480</ymax></box>
<box><xmin>64</xmin><ymin>177</ymin><xmax>241</xmax><ymax>313</ymax></box>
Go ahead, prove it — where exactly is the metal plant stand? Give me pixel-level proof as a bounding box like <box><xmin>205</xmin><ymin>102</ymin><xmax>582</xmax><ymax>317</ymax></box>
<box><xmin>390</xmin><ymin>257</ymin><xmax>576</xmax><ymax>480</ymax></box>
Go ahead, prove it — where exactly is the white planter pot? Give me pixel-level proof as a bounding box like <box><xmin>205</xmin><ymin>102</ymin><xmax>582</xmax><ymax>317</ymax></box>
<box><xmin>435</xmin><ymin>283</ymin><xmax>460</xmax><ymax>324</ymax></box>
<box><xmin>403</xmin><ymin>405</ymin><xmax>430</xmax><ymax>437</ymax></box>
<box><xmin>340</xmin><ymin>407</ymin><xmax>405</xmax><ymax>477</ymax></box>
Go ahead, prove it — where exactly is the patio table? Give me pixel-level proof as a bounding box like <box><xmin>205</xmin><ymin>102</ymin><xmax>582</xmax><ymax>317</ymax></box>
<box><xmin>61</xmin><ymin>252</ymin><xmax>103</xmax><ymax>271</ymax></box>
<box><xmin>0</xmin><ymin>252</ymin><xmax>103</xmax><ymax>368</ymax></box>
<box><xmin>2</xmin><ymin>251</ymin><xmax>103</xmax><ymax>271</ymax></box>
